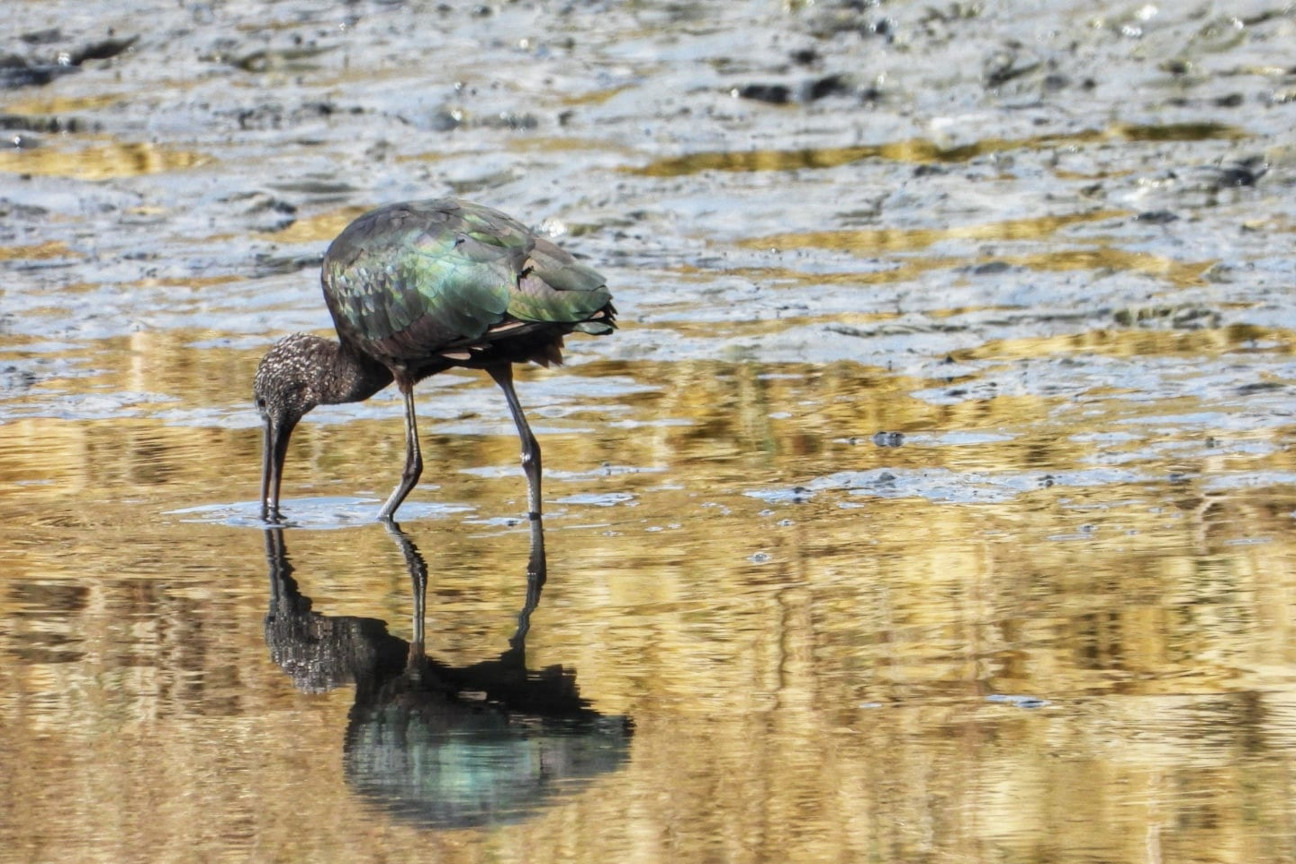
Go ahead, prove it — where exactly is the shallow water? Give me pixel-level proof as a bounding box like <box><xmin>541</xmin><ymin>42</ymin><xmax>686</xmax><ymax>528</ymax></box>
<box><xmin>3</xmin><ymin>1</ymin><xmax>1296</xmax><ymax>862</ymax></box>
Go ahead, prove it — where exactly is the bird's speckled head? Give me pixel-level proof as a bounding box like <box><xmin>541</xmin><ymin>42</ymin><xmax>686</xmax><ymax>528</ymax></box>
<box><xmin>254</xmin><ymin>332</ymin><xmax>333</xmax><ymax>520</ymax></box>
<box><xmin>253</xmin><ymin>332</ymin><xmax>333</xmax><ymax>430</ymax></box>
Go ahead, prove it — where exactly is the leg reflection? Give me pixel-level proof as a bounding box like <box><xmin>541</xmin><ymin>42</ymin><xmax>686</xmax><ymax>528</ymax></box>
<box><xmin>382</xmin><ymin>515</ymin><xmax>548</xmax><ymax>665</ymax></box>
<box><xmin>511</xmin><ymin>515</ymin><xmax>548</xmax><ymax>651</ymax></box>
<box><xmin>382</xmin><ymin>519</ymin><xmax>428</xmax><ymax>669</ymax></box>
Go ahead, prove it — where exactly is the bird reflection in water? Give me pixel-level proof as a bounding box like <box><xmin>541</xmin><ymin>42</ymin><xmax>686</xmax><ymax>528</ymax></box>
<box><xmin>263</xmin><ymin>518</ymin><xmax>632</xmax><ymax>829</ymax></box>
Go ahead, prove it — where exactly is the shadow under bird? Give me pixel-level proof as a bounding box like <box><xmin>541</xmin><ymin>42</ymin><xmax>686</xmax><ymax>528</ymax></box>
<box><xmin>254</xmin><ymin>198</ymin><xmax>616</xmax><ymax>522</ymax></box>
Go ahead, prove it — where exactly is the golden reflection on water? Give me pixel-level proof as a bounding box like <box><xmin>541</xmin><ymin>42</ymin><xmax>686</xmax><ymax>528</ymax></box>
<box><xmin>959</xmin><ymin>322</ymin><xmax>1292</xmax><ymax>361</ymax></box>
<box><xmin>741</xmin><ymin>208</ymin><xmax>1123</xmax><ymax>253</ymax></box>
<box><xmin>560</xmin><ymin>85</ymin><xmax>634</xmax><ymax>106</ymax></box>
<box><xmin>1</xmin><ymin>327</ymin><xmax>1295</xmax><ymax>862</ymax></box>
<box><xmin>3</xmin><ymin>92</ymin><xmax>127</xmax><ymax>115</ymax></box>
<box><xmin>0</xmin><ymin>240</ymin><xmax>75</xmax><ymax>262</ymax></box>
<box><xmin>268</xmin><ymin>205</ymin><xmax>376</xmax><ymax>244</ymax></box>
<box><xmin>737</xmin><ymin>211</ymin><xmax>1218</xmax><ymax>288</ymax></box>
<box><xmin>0</xmin><ymin>141</ymin><xmax>212</xmax><ymax>180</ymax></box>
<box><xmin>630</xmin><ymin>122</ymin><xmax>1245</xmax><ymax>176</ymax></box>
<box><xmin>1004</xmin><ymin>247</ymin><xmax>1215</xmax><ymax>286</ymax></box>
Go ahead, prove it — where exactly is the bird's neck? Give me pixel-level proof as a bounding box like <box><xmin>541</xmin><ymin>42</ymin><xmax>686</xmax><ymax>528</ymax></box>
<box><xmin>316</xmin><ymin>339</ymin><xmax>394</xmax><ymax>405</ymax></box>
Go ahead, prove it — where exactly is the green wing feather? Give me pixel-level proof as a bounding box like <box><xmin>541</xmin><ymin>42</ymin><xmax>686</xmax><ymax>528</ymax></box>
<box><xmin>321</xmin><ymin>198</ymin><xmax>614</xmax><ymax>367</ymax></box>
<box><xmin>510</xmin><ymin>236</ymin><xmax>613</xmax><ymax>328</ymax></box>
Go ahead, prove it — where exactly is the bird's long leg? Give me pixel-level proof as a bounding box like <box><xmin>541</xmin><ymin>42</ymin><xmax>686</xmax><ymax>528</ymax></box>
<box><xmin>379</xmin><ymin>383</ymin><xmax>422</xmax><ymax>520</ymax></box>
<box><xmin>488</xmin><ymin>364</ymin><xmax>542</xmax><ymax>520</ymax></box>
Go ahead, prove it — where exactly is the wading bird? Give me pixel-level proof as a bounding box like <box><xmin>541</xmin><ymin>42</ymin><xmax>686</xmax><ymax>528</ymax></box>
<box><xmin>253</xmin><ymin>198</ymin><xmax>616</xmax><ymax>522</ymax></box>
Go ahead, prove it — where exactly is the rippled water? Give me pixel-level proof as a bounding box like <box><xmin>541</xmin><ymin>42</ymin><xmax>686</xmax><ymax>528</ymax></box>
<box><xmin>3</xmin><ymin>1</ymin><xmax>1296</xmax><ymax>862</ymax></box>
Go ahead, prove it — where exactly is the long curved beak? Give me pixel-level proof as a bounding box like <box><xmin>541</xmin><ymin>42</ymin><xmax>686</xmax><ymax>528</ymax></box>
<box><xmin>260</xmin><ymin>417</ymin><xmax>293</xmax><ymax>522</ymax></box>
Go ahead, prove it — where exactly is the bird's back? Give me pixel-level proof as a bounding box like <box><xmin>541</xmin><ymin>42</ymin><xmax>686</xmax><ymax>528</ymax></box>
<box><xmin>322</xmin><ymin>199</ymin><xmax>615</xmax><ymax>377</ymax></box>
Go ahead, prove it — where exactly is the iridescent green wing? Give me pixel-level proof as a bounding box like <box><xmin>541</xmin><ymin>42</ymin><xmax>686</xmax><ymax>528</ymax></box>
<box><xmin>323</xmin><ymin>198</ymin><xmax>614</xmax><ymax>364</ymax></box>
<box><xmin>322</xmin><ymin>199</ymin><xmax>524</xmax><ymax>360</ymax></box>
<box><xmin>511</xmin><ymin>236</ymin><xmax>615</xmax><ymax>334</ymax></box>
